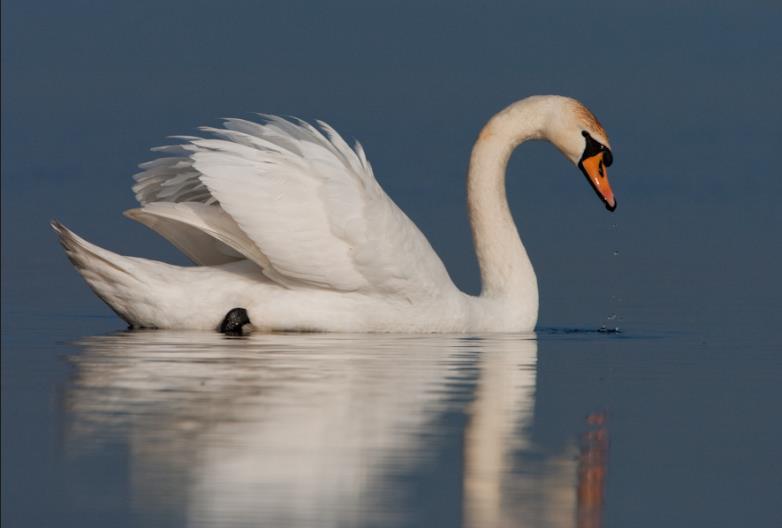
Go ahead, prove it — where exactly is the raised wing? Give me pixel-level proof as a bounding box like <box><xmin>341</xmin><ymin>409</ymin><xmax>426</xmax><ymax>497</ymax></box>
<box><xmin>131</xmin><ymin>116</ymin><xmax>456</xmax><ymax>299</ymax></box>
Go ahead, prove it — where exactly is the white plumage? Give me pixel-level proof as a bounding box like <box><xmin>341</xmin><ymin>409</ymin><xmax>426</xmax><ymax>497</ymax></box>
<box><xmin>132</xmin><ymin>115</ymin><xmax>454</xmax><ymax>297</ymax></box>
<box><xmin>54</xmin><ymin>95</ymin><xmax>615</xmax><ymax>333</ymax></box>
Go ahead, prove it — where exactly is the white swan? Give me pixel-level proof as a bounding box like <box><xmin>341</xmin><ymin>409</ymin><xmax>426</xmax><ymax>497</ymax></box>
<box><xmin>53</xmin><ymin>95</ymin><xmax>616</xmax><ymax>333</ymax></box>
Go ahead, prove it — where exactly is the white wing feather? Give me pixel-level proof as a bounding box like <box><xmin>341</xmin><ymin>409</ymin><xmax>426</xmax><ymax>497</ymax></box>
<box><xmin>124</xmin><ymin>203</ymin><xmax>245</xmax><ymax>266</ymax></box>
<box><xmin>131</xmin><ymin>116</ymin><xmax>455</xmax><ymax>298</ymax></box>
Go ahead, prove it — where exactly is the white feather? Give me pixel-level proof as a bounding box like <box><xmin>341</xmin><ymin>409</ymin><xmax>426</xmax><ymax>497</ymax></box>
<box><xmin>132</xmin><ymin>116</ymin><xmax>455</xmax><ymax>297</ymax></box>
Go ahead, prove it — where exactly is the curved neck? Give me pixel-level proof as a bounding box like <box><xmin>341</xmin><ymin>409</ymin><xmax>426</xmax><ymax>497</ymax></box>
<box><xmin>468</xmin><ymin>98</ymin><xmax>549</xmax><ymax>300</ymax></box>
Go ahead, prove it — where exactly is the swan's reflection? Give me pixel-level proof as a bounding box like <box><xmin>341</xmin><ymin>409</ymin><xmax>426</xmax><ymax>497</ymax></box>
<box><xmin>464</xmin><ymin>338</ymin><xmax>579</xmax><ymax>528</ymax></box>
<box><xmin>64</xmin><ymin>331</ymin><xmax>605</xmax><ymax>527</ymax></box>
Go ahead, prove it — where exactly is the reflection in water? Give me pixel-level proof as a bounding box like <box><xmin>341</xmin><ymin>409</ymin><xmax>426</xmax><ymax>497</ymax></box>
<box><xmin>464</xmin><ymin>339</ymin><xmax>575</xmax><ymax>528</ymax></box>
<box><xmin>577</xmin><ymin>413</ymin><xmax>608</xmax><ymax>528</ymax></box>
<box><xmin>64</xmin><ymin>331</ymin><xmax>606</xmax><ymax>527</ymax></box>
<box><xmin>463</xmin><ymin>341</ymin><xmax>608</xmax><ymax>528</ymax></box>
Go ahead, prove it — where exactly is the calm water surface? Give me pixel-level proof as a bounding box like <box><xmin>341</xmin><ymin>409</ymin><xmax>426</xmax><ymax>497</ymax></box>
<box><xmin>3</xmin><ymin>313</ymin><xmax>780</xmax><ymax>528</ymax></box>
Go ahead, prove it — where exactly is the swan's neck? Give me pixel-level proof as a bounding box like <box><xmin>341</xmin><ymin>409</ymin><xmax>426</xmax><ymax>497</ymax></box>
<box><xmin>468</xmin><ymin>98</ymin><xmax>548</xmax><ymax>301</ymax></box>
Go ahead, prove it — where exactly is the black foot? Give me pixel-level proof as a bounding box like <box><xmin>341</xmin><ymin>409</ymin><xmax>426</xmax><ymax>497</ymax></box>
<box><xmin>220</xmin><ymin>307</ymin><xmax>251</xmax><ymax>335</ymax></box>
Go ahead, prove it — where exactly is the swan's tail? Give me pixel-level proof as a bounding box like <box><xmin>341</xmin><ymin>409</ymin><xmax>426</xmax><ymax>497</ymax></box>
<box><xmin>52</xmin><ymin>221</ymin><xmax>261</xmax><ymax>330</ymax></box>
<box><xmin>52</xmin><ymin>220</ymin><xmax>152</xmax><ymax>327</ymax></box>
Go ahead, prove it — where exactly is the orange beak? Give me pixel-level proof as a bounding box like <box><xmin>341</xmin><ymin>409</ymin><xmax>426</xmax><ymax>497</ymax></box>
<box><xmin>579</xmin><ymin>151</ymin><xmax>616</xmax><ymax>211</ymax></box>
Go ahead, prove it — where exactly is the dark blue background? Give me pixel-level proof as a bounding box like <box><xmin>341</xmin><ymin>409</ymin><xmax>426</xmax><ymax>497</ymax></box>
<box><xmin>3</xmin><ymin>1</ymin><xmax>781</xmax><ymax>527</ymax></box>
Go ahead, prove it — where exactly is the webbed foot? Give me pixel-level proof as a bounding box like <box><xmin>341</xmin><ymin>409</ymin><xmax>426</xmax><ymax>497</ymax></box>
<box><xmin>220</xmin><ymin>307</ymin><xmax>251</xmax><ymax>335</ymax></box>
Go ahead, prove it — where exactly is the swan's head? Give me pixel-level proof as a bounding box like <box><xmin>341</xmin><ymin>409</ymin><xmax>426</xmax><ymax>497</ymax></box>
<box><xmin>547</xmin><ymin>98</ymin><xmax>616</xmax><ymax>211</ymax></box>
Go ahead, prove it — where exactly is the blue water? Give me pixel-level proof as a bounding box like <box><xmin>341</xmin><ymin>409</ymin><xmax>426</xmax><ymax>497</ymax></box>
<box><xmin>3</xmin><ymin>318</ymin><xmax>780</xmax><ymax>527</ymax></box>
<box><xmin>3</xmin><ymin>2</ymin><xmax>781</xmax><ymax>527</ymax></box>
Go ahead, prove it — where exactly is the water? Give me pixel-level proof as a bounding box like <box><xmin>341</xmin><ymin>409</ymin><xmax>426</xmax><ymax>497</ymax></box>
<box><xmin>3</xmin><ymin>312</ymin><xmax>780</xmax><ymax>527</ymax></box>
<box><xmin>3</xmin><ymin>1</ymin><xmax>782</xmax><ymax>527</ymax></box>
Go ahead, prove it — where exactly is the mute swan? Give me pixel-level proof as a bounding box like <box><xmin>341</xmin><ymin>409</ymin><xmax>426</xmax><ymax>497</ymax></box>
<box><xmin>53</xmin><ymin>95</ymin><xmax>616</xmax><ymax>333</ymax></box>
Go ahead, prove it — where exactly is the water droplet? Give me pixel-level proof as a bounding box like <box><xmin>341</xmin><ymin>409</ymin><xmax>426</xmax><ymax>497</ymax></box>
<box><xmin>612</xmin><ymin>250</ymin><xmax>619</xmax><ymax>257</ymax></box>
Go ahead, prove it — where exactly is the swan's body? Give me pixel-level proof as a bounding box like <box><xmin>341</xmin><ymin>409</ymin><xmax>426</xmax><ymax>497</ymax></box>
<box><xmin>54</xmin><ymin>95</ymin><xmax>616</xmax><ymax>333</ymax></box>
